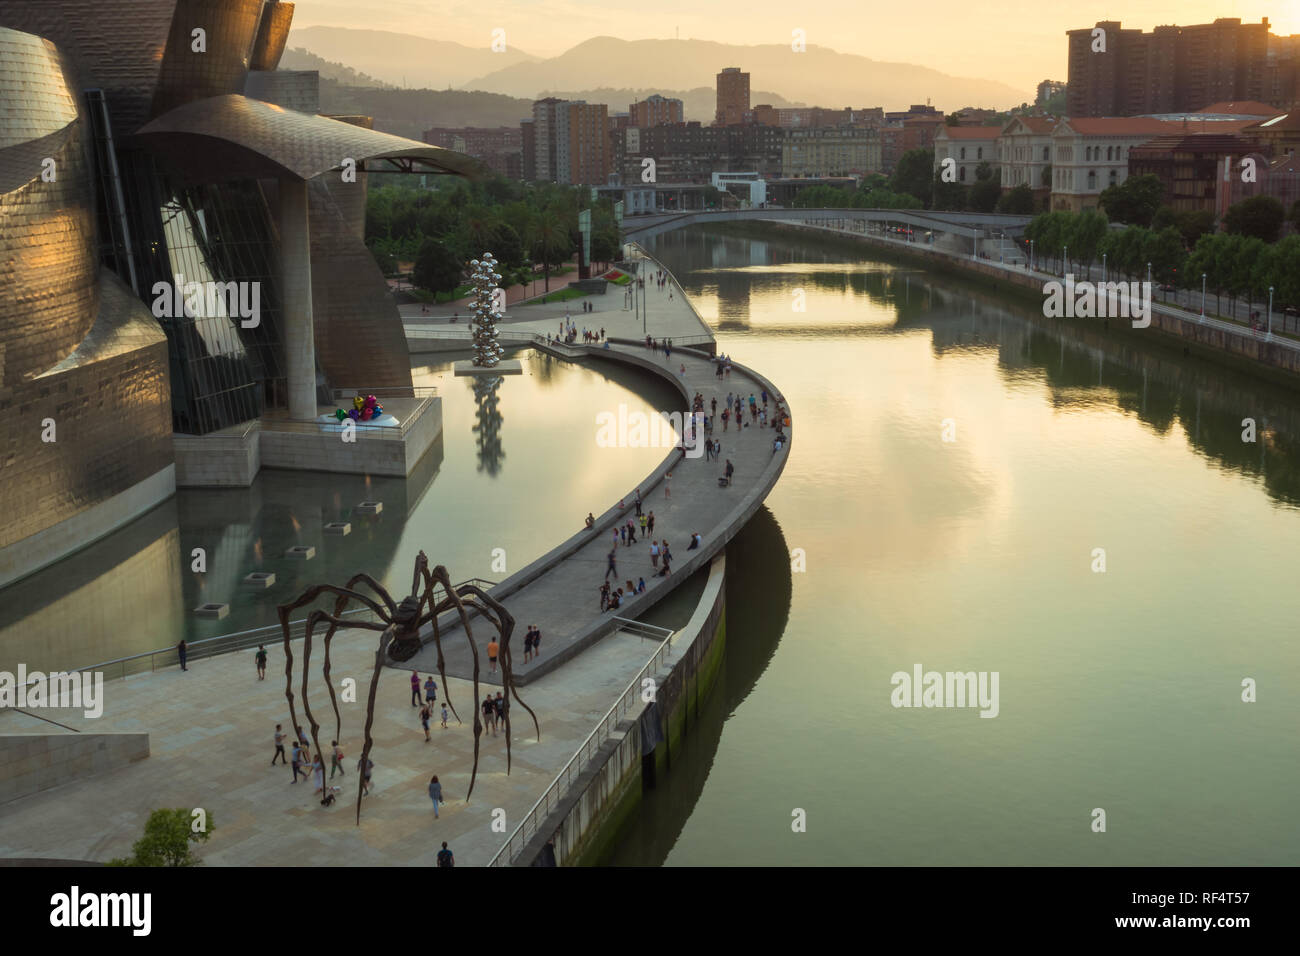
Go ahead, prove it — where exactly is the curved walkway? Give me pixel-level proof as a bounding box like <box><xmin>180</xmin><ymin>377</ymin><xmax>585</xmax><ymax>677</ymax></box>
<box><xmin>405</xmin><ymin>338</ymin><xmax>792</xmax><ymax>684</ymax></box>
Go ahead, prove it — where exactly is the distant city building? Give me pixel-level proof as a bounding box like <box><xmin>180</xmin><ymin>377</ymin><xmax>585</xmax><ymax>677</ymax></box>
<box><xmin>1066</xmin><ymin>18</ymin><xmax>1284</xmax><ymax>117</ymax></box>
<box><xmin>528</xmin><ymin>99</ymin><xmax>609</xmax><ymax>184</ymax></box>
<box><xmin>531</xmin><ymin>97</ymin><xmax>565</xmax><ymax>181</ymax></box>
<box><xmin>1048</xmin><ymin>117</ymin><xmax>1185</xmax><ymax>211</ymax></box>
<box><xmin>952</xmin><ymin>108</ymin><xmax>1001</xmax><ymax>126</ymax></box>
<box><xmin>997</xmin><ymin>115</ymin><xmax>1061</xmax><ymax>194</ymax></box>
<box><xmin>1128</xmin><ymin>131</ymin><xmax>1265</xmax><ymax>216</ymax></box>
<box><xmin>932</xmin><ymin>126</ymin><xmax>1002</xmax><ymax>183</ymax></box>
<box><xmin>566</xmin><ymin>101</ymin><xmax>610</xmax><ymax>185</ymax></box>
<box><xmin>782</xmin><ymin>127</ymin><xmax>881</xmax><ymax>177</ymax></box>
<box><xmin>715</xmin><ymin>67</ymin><xmax>750</xmax><ymax>126</ymax></box>
<box><xmin>621</xmin><ymin>122</ymin><xmax>783</xmax><ymax>183</ymax></box>
<box><xmin>1220</xmin><ymin>151</ymin><xmax>1300</xmax><ymax>224</ymax></box>
<box><xmin>630</xmin><ymin>94</ymin><xmax>684</xmax><ymax>127</ymax></box>
<box><xmin>1246</xmin><ymin>107</ymin><xmax>1300</xmax><ymax>157</ymax></box>
<box><xmin>422</xmin><ymin>126</ymin><xmax>522</xmax><ymax>178</ymax></box>
<box><xmin>521</xmin><ymin>118</ymin><xmax>536</xmax><ymax>180</ymax></box>
<box><xmin>1036</xmin><ymin>80</ymin><xmax>1067</xmax><ymax>105</ymax></box>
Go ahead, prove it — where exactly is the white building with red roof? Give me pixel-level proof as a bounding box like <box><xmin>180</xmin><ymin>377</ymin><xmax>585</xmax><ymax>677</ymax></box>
<box><xmin>932</xmin><ymin>125</ymin><xmax>1002</xmax><ymax>184</ymax></box>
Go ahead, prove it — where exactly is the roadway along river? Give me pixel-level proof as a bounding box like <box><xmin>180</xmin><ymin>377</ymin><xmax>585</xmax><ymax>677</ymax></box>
<box><xmin>607</xmin><ymin>223</ymin><xmax>1300</xmax><ymax>866</ymax></box>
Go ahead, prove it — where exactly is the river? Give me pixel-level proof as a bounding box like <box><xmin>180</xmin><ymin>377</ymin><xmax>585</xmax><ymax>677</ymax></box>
<box><xmin>607</xmin><ymin>223</ymin><xmax>1300</xmax><ymax>866</ymax></box>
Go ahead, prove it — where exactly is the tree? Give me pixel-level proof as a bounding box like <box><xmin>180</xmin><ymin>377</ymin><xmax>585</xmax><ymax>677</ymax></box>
<box><xmin>412</xmin><ymin>238</ymin><xmax>462</xmax><ymax>294</ymax></box>
<box><xmin>108</xmin><ymin>808</ymin><xmax>214</xmax><ymax>867</ymax></box>
<box><xmin>968</xmin><ymin>174</ymin><xmax>1001</xmax><ymax>212</ymax></box>
<box><xmin>996</xmin><ymin>184</ymin><xmax>1035</xmax><ymax>215</ymax></box>
<box><xmin>1223</xmin><ymin>195</ymin><xmax>1286</xmax><ymax>243</ymax></box>
<box><xmin>1144</xmin><ymin>226</ymin><xmax>1187</xmax><ymax>285</ymax></box>
<box><xmin>531</xmin><ymin>211</ymin><xmax>569</xmax><ymax>292</ymax></box>
<box><xmin>891</xmin><ymin>148</ymin><xmax>935</xmax><ymax>207</ymax></box>
<box><xmin>857</xmin><ymin>187</ymin><xmax>923</xmax><ymax>210</ymax></box>
<box><xmin>931</xmin><ymin>173</ymin><xmax>966</xmax><ymax>212</ymax></box>
<box><xmin>1068</xmin><ymin>209</ymin><xmax>1109</xmax><ymax>272</ymax></box>
<box><xmin>1097</xmin><ymin>174</ymin><xmax>1164</xmax><ymax>226</ymax></box>
<box><xmin>1290</xmin><ymin>199</ymin><xmax>1300</xmax><ymax>232</ymax></box>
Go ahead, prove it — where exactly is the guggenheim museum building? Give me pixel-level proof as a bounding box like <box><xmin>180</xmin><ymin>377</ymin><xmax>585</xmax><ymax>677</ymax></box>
<box><xmin>0</xmin><ymin>0</ymin><xmax>474</xmax><ymax>587</ymax></box>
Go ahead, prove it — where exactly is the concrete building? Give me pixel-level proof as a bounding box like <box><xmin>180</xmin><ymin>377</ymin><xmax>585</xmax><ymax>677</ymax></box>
<box><xmin>531</xmin><ymin>97</ymin><xmax>565</xmax><ymax>181</ymax></box>
<box><xmin>1246</xmin><ymin>107</ymin><xmax>1300</xmax><ymax>158</ymax></box>
<box><xmin>782</xmin><ymin>127</ymin><xmax>881</xmax><ymax>177</ymax></box>
<box><xmin>1048</xmin><ymin>117</ymin><xmax>1177</xmax><ymax>210</ymax></box>
<box><xmin>622</xmin><ymin>122</ymin><xmax>783</xmax><ymax>184</ymax></box>
<box><xmin>630</xmin><ymin>94</ymin><xmax>684</xmax><ymax>127</ymax></box>
<box><xmin>932</xmin><ymin>126</ymin><xmax>1002</xmax><ymax>183</ymax></box>
<box><xmin>423</xmin><ymin>126</ymin><xmax>522</xmax><ymax>178</ymax></box>
<box><xmin>1067</xmin><ymin>18</ymin><xmax>1280</xmax><ymax>117</ymax></box>
<box><xmin>715</xmin><ymin>67</ymin><xmax>750</xmax><ymax>126</ymax></box>
<box><xmin>998</xmin><ymin>116</ymin><xmax>1061</xmax><ymax>195</ymax></box>
<box><xmin>1128</xmin><ymin>132</ymin><xmax>1266</xmax><ymax>216</ymax></box>
<box><xmin>1037</xmin><ymin>80</ymin><xmax>1066</xmax><ymax>105</ymax></box>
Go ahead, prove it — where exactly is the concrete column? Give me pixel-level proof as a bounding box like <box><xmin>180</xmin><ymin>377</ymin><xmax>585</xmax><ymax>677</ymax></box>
<box><xmin>279</xmin><ymin>178</ymin><xmax>317</xmax><ymax>421</ymax></box>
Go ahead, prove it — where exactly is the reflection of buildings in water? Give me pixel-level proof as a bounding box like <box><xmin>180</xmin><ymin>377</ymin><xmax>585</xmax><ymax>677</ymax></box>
<box><xmin>472</xmin><ymin>375</ymin><xmax>506</xmax><ymax>476</ymax></box>
<box><xmin>0</xmin><ymin>501</ymin><xmax>186</xmax><ymax>673</ymax></box>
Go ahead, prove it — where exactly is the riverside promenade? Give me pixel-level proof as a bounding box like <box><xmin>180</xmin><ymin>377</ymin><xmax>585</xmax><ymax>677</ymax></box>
<box><xmin>0</xmin><ymin>246</ymin><xmax>791</xmax><ymax>866</ymax></box>
<box><xmin>401</xmin><ymin>244</ymin><xmax>788</xmax><ymax>684</ymax></box>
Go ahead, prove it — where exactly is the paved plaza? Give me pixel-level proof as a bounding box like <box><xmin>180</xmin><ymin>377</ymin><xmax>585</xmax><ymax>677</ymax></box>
<box><xmin>0</xmin><ymin>252</ymin><xmax>784</xmax><ymax>865</ymax></box>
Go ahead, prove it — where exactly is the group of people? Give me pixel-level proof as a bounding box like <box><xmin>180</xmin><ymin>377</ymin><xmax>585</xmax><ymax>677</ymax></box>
<box><xmin>714</xmin><ymin>353</ymin><xmax>734</xmax><ymax>378</ymax></box>
<box><xmin>578</xmin><ymin>326</ymin><xmax>605</xmax><ymax>343</ymax></box>
<box><xmin>600</xmin><ymin>577</ymin><xmax>647</xmax><ymax>611</ymax></box>
<box><xmin>272</xmin><ymin>722</ymin><xmax>359</xmax><ymax>800</ymax></box>
<box><xmin>480</xmin><ymin>691</ymin><xmax>509</xmax><ymax>736</ymax></box>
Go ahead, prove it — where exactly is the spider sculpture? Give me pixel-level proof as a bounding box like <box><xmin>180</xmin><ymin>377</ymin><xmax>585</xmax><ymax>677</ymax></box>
<box><xmin>276</xmin><ymin>550</ymin><xmax>539</xmax><ymax>824</ymax></box>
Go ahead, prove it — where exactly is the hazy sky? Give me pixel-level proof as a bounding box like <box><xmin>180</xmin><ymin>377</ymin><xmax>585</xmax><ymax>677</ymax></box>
<box><xmin>291</xmin><ymin>1</ymin><xmax>1300</xmax><ymax>91</ymax></box>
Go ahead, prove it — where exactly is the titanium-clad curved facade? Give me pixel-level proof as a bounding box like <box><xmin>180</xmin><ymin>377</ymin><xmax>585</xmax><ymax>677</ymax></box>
<box><xmin>0</xmin><ymin>28</ymin><xmax>98</xmax><ymax>384</ymax></box>
<box><xmin>0</xmin><ymin>25</ymin><xmax>173</xmax><ymax>587</ymax></box>
<box><xmin>0</xmin><ymin>0</ymin><xmax>472</xmax><ymax>583</ymax></box>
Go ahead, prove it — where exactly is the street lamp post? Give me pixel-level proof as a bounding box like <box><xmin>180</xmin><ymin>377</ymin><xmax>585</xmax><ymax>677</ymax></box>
<box><xmin>1030</xmin><ymin>239</ymin><xmax>1035</xmax><ymax>271</ymax></box>
<box><xmin>1146</xmin><ymin>261</ymin><xmax>1152</xmax><ymax>293</ymax></box>
<box><xmin>1102</xmin><ymin>253</ymin><xmax>1107</xmax><ymax>283</ymax></box>
<box><xmin>1201</xmin><ymin>273</ymin><xmax>1207</xmax><ymax>318</ymax></box>
<box><xmin>1268</xmin><ymin>286</ymin><xmax>1274</xmax><ymax>335</ymax></box>
<box><xmin>1063</xmin><ymin>245</ymin><xmax>1068</xmax><ymax>276</ymax></box>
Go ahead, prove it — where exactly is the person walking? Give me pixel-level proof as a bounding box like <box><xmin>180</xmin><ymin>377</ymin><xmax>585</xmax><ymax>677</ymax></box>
<box><xmin>255</xmin><ymin>644</ymin><xmax>267</xmax><ymax>680</ymax></box>
<box><xmin>494</xmin><ymin>692</ymin><xmax>506</xmax><ymax>728</ymax></box>
<box><xmin>647</xmin><ymin>511</ymin><xmax>655</xmax><ymax>535</ymax></box>
<box><xmin>312</xmin><ymin>754</ymin><xmax>325</xmax><ymax>794</ymax></box>
<box><xmin>650</xmin><ymin>540</ymin><xmax>660</xmax><ymax>570</ymax></box>
<box><xmin>481</xmin><ymin>695</ymin><xmax>497</xmax><ymax>736</ymax></box>
<box><xmin>440</xmin><ymin>703</ymin><xmax>449</xmax><ymax>729</ymax></box>
<box><xmin>429</xmin><ymin>775</ymin><xmax>444</xmax><ymax>818</ymax></box>
<box><xmin>437</xmin><ymin>842</ymin><xmax>454</xmax><ymax>867</ymax></box>
<box><xmin>626</xmin><ymin>519</ymin><xmax>637</xmax><ymax>544</ymax></box>
<box><xmin>272</xmin><ymin>724</ymin><xmax>287</xmax><ymax>765</ymax></box>
<box><xmin>639</xmin><ymin>513</ymin><xmax>647</xmax><ymax>536</ymax></box>
<box><xmin>664</xmin><ymin>472</ymin><xmax>672</xmax><ymax>498</ymax></box>
<box><xmin>620</xmin><ymin>524</ymin><xmax>627</xmax><ymax>546</ymax></box>
<box><xmin>487</xmin><ymin>638</ymin><xmax>499</xmax><ymax>674</ymax></box>
<box><xmin>532</xmin><ymin>624</ymin><xmax>541</xmax><ymax>657</ymax></box>
<box><xmin>290</xmin><ymin>740</ymin><xmax>307</xmax><ymax>784</ymax></box>
<box><xmin>634</xmin><ymin>490</ymin><xmax>642</xmax><ymax>516</ymax></box>
<box><xmin>725</xmin><ymin>459</ymin><xmax>735</xmax><ymax>482</ymax></box>
<box><xmin>358</xmin><ymin>756</ymin><xmax>374</xmax><ymax>794</ymax></box>
<box><xmin>330</xmin><ymin>740</ymin><xmax>345</xmax><ymax>779</ymax></box>
<box><xmin>605</xmin><ymin>547</ymin><xmax>618</xmax><ymax>580</ymax></box>
<box><xmin>424</xmin><ymin>675</ymin><xmax>437</xmax><ymax>704</ymax></box>
<box><xmin>177</xmin><ymin>640</ymin><xmax>188</xmax><ymax>672</ymax></box>
<box><xmin>420</xmin><ymin>703</ymin><xmax>432</xmax><ymax>741</ymax></box>
<box><xmin>410</xmin><ymin>671</ymin><xmax>421</xmax><ymax>707</ymax></box>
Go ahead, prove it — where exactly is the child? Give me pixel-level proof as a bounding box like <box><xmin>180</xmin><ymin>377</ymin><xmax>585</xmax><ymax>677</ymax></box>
<box><xmin>440</xmin><ymin>703</ymin><xmax>449</xmax><ymax>729</ymax></box>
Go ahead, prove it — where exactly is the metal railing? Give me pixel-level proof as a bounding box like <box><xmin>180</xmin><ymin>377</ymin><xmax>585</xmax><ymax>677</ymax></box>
<box><xmin>611</xmin><ymin>618</ymin><xmax>674</xmax><ymax>641</ymax></box>
<box><xmin>2</xmin><ymin>577</ymin><xmax>499</xmax><ymax>689</ymax></box>
<box><xmin>486</xmin><ymin>625</ymin><xmax>676</xmax><ymax>866</ymax></box>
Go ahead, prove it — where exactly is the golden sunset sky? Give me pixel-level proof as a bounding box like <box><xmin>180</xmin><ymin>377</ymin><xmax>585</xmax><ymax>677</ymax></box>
<box><xmin>291</xmin><ymin>0</ymin><xmax>1300</xmax><ymax>91</ymax></box>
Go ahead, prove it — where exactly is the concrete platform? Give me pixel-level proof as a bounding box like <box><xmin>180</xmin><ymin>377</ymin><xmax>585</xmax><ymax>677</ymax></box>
<box><xmin>453</xmin><ymin>359</ymin><xmax>522</xmax><ymax>376</ymax></box>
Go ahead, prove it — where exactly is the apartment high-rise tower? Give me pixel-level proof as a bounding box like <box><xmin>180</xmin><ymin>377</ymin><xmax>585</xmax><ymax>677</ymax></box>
<box><xmin>715</xmin><ymin>67</ymin><xmax>750</xmax><ymax>126</ymax></box>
